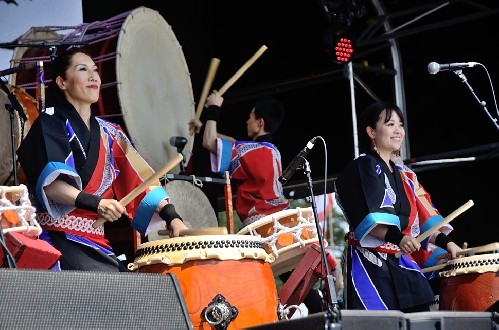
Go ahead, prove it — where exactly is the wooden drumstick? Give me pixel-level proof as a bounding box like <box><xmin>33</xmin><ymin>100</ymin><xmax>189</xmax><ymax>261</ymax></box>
<box><xmin>92</xmin><ymin>154</ymin><xmax>183</xmax><ymax>229</ymax></box>
<box><xmin>422</xmin><ymin>242</ymin><xmax>499</xmax><ymax>273</ymax></box>
<box><xmin>189</xmin><ymin>58</ymin><xmax>221</xmax><ymax>135</ymax></box>
<box><xmin>395</xmin><ymin>199</ymin><xmax>474</xmax><ymax>258</ymax></box>
<box><xmin>157</xmin><ymin>227</ymin><xmax>228</xmax><ymax>236</ymax></box>
<box><xmin>217</xmin><ymin>45</ymin><xmax>268</xmax><ymax>96</ymax></box>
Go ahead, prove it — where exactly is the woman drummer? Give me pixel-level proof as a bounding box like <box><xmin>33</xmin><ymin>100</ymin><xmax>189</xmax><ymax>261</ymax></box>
<box><xmin>335</xmin><ymin>101</ymin><xmax>462</xmax><ymax>312</ymax></box>
<box><xmin>17</xmin><ymin>47</ymin><xmax>188</xmax><ymax>271</ymax></box>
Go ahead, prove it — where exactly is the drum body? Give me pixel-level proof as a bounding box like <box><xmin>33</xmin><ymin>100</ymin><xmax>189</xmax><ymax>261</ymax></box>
<box><xmin>0</xmin><ymin>85</ymin><xmax>39</xmax><ymax>185</ymax></box>
<box><xmin>129</xmin><ymin>235</ymin><xmax>279</xmax><ymax>329</ymax></box>
<box><xmin>439</xmin><ymin>253</ymin><xmax>498</xmax><ymax>312</ymax></box>
<box><xmin>237</xmin><ymin>207</ymin><xmax>319</xmax><ymax>276</ymax></box>
<box><xmin>10</xmin><ymin>6</ymin><xmax>195</xmax><ymax>174</ymax></box>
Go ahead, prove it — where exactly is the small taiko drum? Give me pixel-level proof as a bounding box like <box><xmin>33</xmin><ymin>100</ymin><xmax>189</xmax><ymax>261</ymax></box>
<box><xmin>439</xmin><ymin>252</ymin><xmax>498</xmax><ymax>312</ymax></box>
<box><xmin>128</xmin><ymin>235</ymin><xmax>280</xmax><ymax>329</ymax></box>
<box><xmin>237</xmin><ymin>207</ymin><xmax>319</xmax><ymax>276</ymax></box>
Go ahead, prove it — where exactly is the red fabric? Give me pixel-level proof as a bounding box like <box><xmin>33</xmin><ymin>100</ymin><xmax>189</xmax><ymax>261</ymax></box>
<box><xmin>0</xmin><ymin>232</ymin><xmax>61</xmax><ymax>269</ymax></box>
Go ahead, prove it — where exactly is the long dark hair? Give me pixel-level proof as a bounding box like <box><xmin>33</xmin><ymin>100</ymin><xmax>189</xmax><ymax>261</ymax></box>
<box><xmin>358</xmin><ymin>101</ymin><xmax>405</xmax><ymax>153</ymax></box>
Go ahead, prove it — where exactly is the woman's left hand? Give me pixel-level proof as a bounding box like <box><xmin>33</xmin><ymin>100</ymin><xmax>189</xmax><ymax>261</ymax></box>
<box><xmin>168</xmin><ymin>218</ymin><xmax>189</xmax><ymax>237</ymax></box>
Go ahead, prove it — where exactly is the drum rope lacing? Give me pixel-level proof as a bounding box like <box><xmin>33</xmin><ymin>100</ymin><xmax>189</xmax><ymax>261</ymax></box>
<box><xmin>246</xmin><ymin>208</ymin><xmax>317</xmax><ymax>258</ymax></box>
<box><xmin>0</xmin><ymin>184</ymin><xmax>40</xmax><ymax>237</ymax></box>
<box><xmin>12</xmin><ymin>11</ymin><xmax>133</xmax><ymax>91</ymax></box>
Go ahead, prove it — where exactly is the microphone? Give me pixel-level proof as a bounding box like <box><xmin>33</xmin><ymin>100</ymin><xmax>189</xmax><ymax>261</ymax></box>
<box><xmin>0</xmin><ymin>78</ymin><xmax>27</xmax><ymax>121</ymax></box>
<box><xmin>279</xmin><ymin>137</ymin><xmax>317</xmax><ymax>184</ymax></box>
<box><xmin>427</xmin><ymin>61</ymin><xmax>478</xmax><ymax>74</ymax></box>
<box><xmin>169</xmin><ymin>136</ymin><xmax>188</xmax><ymax>152</ymax></box>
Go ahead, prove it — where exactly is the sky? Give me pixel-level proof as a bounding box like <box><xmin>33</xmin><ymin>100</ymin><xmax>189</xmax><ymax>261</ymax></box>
<box><xmin>0</xmin><ymin>0</ymin><xmax>82</xmax><ymax>73</ymax></box>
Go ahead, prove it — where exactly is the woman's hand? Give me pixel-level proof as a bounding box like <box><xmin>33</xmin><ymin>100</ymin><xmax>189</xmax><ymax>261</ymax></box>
<box><xmin>97</xmin><ymin>199</ymin><xmax>126</xmax><ymax>222</ymax></box>
<box><xmin>167</xmin><ymin>218</ymin><xmax>189</xmax><ymax>237</ymax></box>
<box><xmin>444</xmin><ymin>241</ymin><xmax>462</xmax><ymax>259</ymax></box>
<box><xmin>399</xmin><ymin>235</ymin><xmax>421</xmax><ymax>254</ymax></box>
<box><xmin>188</xmin><ymin>118</ymin><xmax>203</xmax><ymax>134</ymax></box>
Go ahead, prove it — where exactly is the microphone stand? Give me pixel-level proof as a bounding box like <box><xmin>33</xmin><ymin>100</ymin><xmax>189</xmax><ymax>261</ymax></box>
<box><xmin>176</xmin><ymin>147</ymin><xmax>186</xmax><ymax>174</ymax></box>
<box><xmin>452</xmin><ymin>69</ymin><xmax>499</xmax><ymax>131</ymax></box>
<box><xmin>301</xmin><ymin>158</ymin><xmax>340</xmax><ymax>326</ymax></box>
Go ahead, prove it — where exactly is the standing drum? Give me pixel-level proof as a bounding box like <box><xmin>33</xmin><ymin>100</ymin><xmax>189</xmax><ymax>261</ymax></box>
<box><xmin>237</xmin><ymin>207</ymin><xmax>319</xmax><ymax>276</ymax></box>
<box><xmin>439</xmin><ymin>252</ymin><xmax>498</xmax><ymax>312</ymax></box>
<box><xmin>129</xmin><ymin>235</ymin><xmax>280</xmax><ymax>329</ymax></box>
<box><xmin>9</xmin><ymin>6</ymin><xmax>195</xmax><ymax>174</ymax></box>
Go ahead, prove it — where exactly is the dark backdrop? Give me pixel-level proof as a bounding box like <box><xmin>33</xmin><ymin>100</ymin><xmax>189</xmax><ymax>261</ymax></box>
<box><xmin>81</xmin><ymin>1</ymin><xmax>499</xmax><ymax>248</ymax></box>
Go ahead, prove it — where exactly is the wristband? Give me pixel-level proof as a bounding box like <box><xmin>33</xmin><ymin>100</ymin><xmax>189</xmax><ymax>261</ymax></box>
<box><xmin>384</xmin><ymin>226</ymin><xmax>405</xmax><ymax>245</ymax></box>
<box><xmin>205</xmin><ymin>105</ymin><xmax>221</xmax><ymax>122</ymax></box>
<box><xmin>159</xmin><ymin>203</ymin><xmax>183</xmax><ymax>229</ymax></box>
<box><xmin>435</xmin><ymin>232</ymin><xmax>453</xmax><ymax>249</ymax></box>
<box><xmin>75</xmin><ymin>191</ymin><xmax>102</xmax><ymax>213</ymax></box>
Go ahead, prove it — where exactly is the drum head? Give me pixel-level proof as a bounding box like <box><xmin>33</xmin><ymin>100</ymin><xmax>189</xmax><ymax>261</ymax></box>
<box><xmin>116</xmin><ymin>7</ymin><xmax>195</xmax><ymax>173</ymax></box>
<box><xmin>147</xmin><ymin>180</ymin><xmax>218</xmax><ymax>241</ymax></box>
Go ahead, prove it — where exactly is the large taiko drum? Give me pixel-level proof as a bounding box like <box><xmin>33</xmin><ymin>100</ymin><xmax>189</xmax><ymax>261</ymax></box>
<box><xmin>128</xmin><ymin>235</ymin><xmax>280</xmax><ymax>329</ymax></box>
<box><xmin>0</xmin><ymin>85</ymin><xmax>39</xmax><ymax>185</ymax></box>
<box><xmin>438</xmin><ymin>252</ymin><xmax>498</xmax><ymax>312</ymax></box>
<box><xmin>9</xmin><ymin>6</ymin><xmax>195</xmax><ymax>174</ymax></box>
<box><xmin>237</xmin><ymin>207</ymin><xmax>319</xmax><ymax>276</ymax></box>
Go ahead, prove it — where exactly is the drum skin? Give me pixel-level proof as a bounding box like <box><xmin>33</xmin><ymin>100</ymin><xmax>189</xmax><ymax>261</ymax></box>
<box><xmin>130</xmin><ymin>235</ymin><xmax>279</xmax><ymax>329</ymax></box>
<box><xmin>439</xmin><ymin>253</ymin><xmax>498</xmax><ymax>312</ymax></box>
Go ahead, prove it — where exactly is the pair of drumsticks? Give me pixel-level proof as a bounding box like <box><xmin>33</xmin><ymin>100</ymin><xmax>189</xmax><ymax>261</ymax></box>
<box><xmin>189</xmin><ymin>45</ymin><xmax>268</xmax><ymax>135</ymax></box>
<box><xmin>92</xmin><ymin>45</ymin><xmax>269</xmax><ymax>231</ymax></box>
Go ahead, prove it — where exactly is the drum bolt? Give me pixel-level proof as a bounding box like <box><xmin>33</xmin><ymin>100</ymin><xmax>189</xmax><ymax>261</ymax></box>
<box><xmin>201</xmin><ymin>293</ymin><xmax>238</xmax><ymax>330</ymax></box>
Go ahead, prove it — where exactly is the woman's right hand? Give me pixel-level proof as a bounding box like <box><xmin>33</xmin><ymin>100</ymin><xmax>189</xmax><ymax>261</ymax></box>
<box><xmin>97</xmin><ymin>199</ymin><xmax>126</xmax><ymax>222</ymax></box>
<box><xmin>399</xmin><ymin>235</ymin><xmax>421</xmax><ymax>254</ymax></box>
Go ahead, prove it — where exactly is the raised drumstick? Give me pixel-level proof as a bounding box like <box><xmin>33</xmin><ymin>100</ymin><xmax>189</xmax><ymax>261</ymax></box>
<box><xmin>217</xmin><ymin>45</ymin><xmax>268</xmax><ymax>96</ymax></box>
<box><xmin>92</xmin><ymin>154</ymin><xmax>183</xmax><ymax>229</ymax></box>
<box><xmin>189</xmin><ymin>58</ymin><xmax>221</xmax><ymax>135</ymax></box>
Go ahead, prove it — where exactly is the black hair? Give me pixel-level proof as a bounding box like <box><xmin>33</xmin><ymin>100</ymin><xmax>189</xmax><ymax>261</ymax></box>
<box><xmin>253</xmin><ymin>97</ymin><xmax>284</xmax><ymax>133</ymax></box>
<box><xmin>358</xmin><ymin>101</ymin><xmax>405</xmax><ymax>153</ymax></box>
<box><xmin>45</xmin><ymin>47</ymin><xmax>93</xmax><ymax>108</ymax></box>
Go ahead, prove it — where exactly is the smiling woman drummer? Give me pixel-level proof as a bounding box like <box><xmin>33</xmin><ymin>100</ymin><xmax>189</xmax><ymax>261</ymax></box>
<box><xmin>16</xmin><ymin>47</ymin><xmax>188</xmax><ymax>272</ymax></box>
